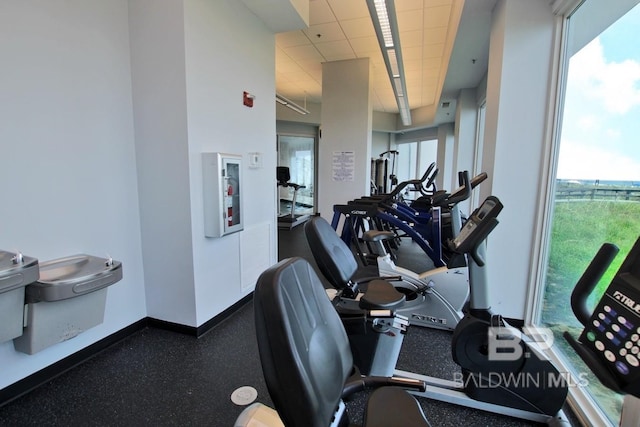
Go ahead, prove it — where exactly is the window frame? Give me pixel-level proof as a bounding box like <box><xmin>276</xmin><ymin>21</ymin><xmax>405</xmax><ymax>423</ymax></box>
<box><xmin>527</xmin><ymin>1</ymin><xmax>640</xmax><ymax>424</ymax></box>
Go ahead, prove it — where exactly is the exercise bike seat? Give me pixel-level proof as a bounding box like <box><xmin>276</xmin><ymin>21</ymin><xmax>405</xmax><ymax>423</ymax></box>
<box><xmin>304</xmin><ymin>216</ymin><xmax>405</xmax><ymax>310</ymax></box>
<box><xmin>248</xmin><ymin>257</ymin><xmax>430</xmax><ymax>427</ymax></box>
<box><xmin>360</xmin><ymin>279</ymin><xmax>406</xmax><ymax>310</ymax></box>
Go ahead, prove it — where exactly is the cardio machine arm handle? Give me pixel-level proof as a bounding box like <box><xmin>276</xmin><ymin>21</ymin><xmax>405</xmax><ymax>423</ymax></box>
<box><xmin>387</xmin><ymin>163</ymin><xmax>438</xmax><ymax>199</ymax></box>
<box><xmin>468</xmin><ymin>171</ymin><xmax>488</xmax><ymax>191</ymax></box>
<box><xmin>419</xmin><ymin>165</ymin><xmax>439</xmax><ymax>196</ymax></box>
<box><xmin>451</xmin><ymin>171</ymin><xmax>472</xmax><ymax>205</ymax></box>
<box><xmin>419</xmin><ymin>162</ymin><xmax>436</xmax><ymax>183</ymax></box>
<box><xmin>439</xmin><ymin>171</ymin><xmax>471</xmax><ymax>207</ymax></box>
<box><xmin>570</xmin><ymin>243</ymin><xmax>619</xmax><ymax>326</ymax></box>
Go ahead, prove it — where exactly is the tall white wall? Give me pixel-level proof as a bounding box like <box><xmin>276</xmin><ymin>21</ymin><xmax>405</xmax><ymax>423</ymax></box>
<box><xmin>0</xmin><ymin>0</ymin><xmax>145</xmax><ymax>388</ymax></box>
<box><xmin>0</xmin><ymin>0</ymin><xmax>282</xmax><ymax>391</ymax></box>
<box><xmin>129</xmin><ymin>0</ymin><xmax>196</xmax><ymax>326</ymax></box>
<box><xmin>129</xmin><ymin>0</ymin><xmax>279</xmax><ymax>327</ymax></box>
<box><xmin>480</xmin><ymin>0</ymin><xmax>556</xmax><ymax>318</ymax></box>
<box><xmin>183</xmin><ymin>0</ymin><xmax>277</xmax><ymax>324</ymax></box>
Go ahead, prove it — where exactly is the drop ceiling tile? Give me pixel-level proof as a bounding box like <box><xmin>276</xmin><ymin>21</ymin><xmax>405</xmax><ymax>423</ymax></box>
<box><xmin>297</xmin><ymin>78</ymin><xmax>323</xmax><ymax>90</ymax></box>
<box><xmin>276</xmin><ymin>47</ymin><xmax>294</xmax><ymax>63</ymax></box>
<box><xmin>326</xmin><ymin>0</ymin><xmax>370</xmax><ymax>20</ymax></box>
<box><xmin>395</xmin><ymin>0</ymin><xmax>424</xmax><ymax>12</ymax></box>
<box><xmin>422</xmin><ymin>60</ymin><xmax>441</xmax><ymax>71</ymax></box>
<box><xmin>403</xmin><ymin>58</ymin><xmax>422</xmax><ymax>72</ymax></box>
<box><xmin>423</xmin><ymin>27</ymin><xmax>447</xmax><ymax>45</ymax></box>
<box><xmin>424</xmin><ymin>4</ymin><xmax>451</xmax><ymax>28</ymax></box>
<box><xmin>280</xmin><ymin>70</ymin><xmax>317</xmax><ymax>83</ymax></box>
<box><xmin>421</xmin><ymin>66</ymin><xmax>441</xmax><ymax>79</ymax></box>
<box><xmin>276</xmin><ymin>31</ymin><xmax>312</xmax><ymax>48</ymax></box>
<box><xmin>421</xmin><ymin>87</ymin><xmax>438</xmax><ymax>105</ymax></box>
<box><xmin>276</xmin><ymin>75</ymin><xmax>294</xmax><ymax>86</ymax></box>
<box><xmin>425</xmin><ymin>0</ymin><xmax>453</xmax><ymax>7</ymax></box>
<box><xmin>399</xmin><ymin>30</ymin><xmax>423</xmax><ymax>49</ymax></box>
<box><xmin>282</xmin><ymin>44</ymin><xmax>325</xmax><ymax>61</ymax></box>
<box><xmin>340</xmin><ymin>16</ymin><xmax>375</xmax><ymax>39</ymax></box>
<box><xmin>402</xmin><ymin>45</ymin><xmax>423</xmax><ymax>61</ymax></box>
<box><xmin>303</xmin><ymin>21</ymin><xmax>346</xmax><ymax>42</ymax></box>
<box><xmin>397</xmin><ymin>9</ymin><xmax>423</xmax><ymax>32</ymax></box>
<box><xmin>349</xmin><ymin>36</ymin><xmax>380</xmax><ymax>56</ymax></box>
<box><xmin>309</xmin><ymin>0</ymin><xmax>335</xmax><ymax>25</ymax></box>
<box><xmin>275</xmin><ymin>0</ymin><xmax>482</xmax><ymax>119</ymax></box>
<box><xmin>373</xmin><ymin>72</ymin><xmax>391</xmax><ymax>86</ymax></box>
<box><xmin>405</xmin><ymin>69</ymin><xmax>424</xmax><ymax>83</ymax></box>
<box><xmin>276</xmin><ymin>59</ymin><xmax>305</xmax><ymax>74</ymax></box>
<box><xmin>297</xmin><ymin>59</ymin><xmax>323</xmax><ymax>75</ymax></box>
<box><xmin>423</xmin><ymin>43</ymin><xmax>444</xmax><ymax>59</ymax></box>
<box><xmin>314</xmin><ymin>39</ymin><xmax>355</xmax><ymax>60</ymax></box>
<box><xmin>368</xmin><ymin>54</ymin><xmax>386</xmax><ymax>68</ymax></box>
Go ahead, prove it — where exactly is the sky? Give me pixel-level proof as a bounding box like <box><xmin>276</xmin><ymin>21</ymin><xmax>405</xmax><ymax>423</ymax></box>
<box><xmin>556</xmin><ymin>3</ymin><xmax>640</xmax><ymax>182</ymax></box>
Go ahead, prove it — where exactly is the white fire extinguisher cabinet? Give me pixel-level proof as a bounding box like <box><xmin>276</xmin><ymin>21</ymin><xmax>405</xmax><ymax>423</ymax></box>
<box><xmin>202</xmin><ymin>152</ymin><xmax>243</xmax><ymax>237</ymax></box>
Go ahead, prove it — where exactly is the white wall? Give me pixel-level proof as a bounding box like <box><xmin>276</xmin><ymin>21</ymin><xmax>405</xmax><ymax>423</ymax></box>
<box><xmin>480</xmin><ymin>0</ymin><xmax>556</xmax><ymax>318</ymax></box>
<box><xmin>183</xmin><ymin>0</ymin><xmax>277</xmax><ymax>324</ymax></box>
<box><xmin>453</xmin><ymin>88</ymin><xmax>479</xmax><ymax>213</ymax></box>
<box><xmin>436</xmin><ymin>123</ymin><xmax>455</xmax><ymax>190</ymax></box>
<box><xmin>372</xmin><ymin>131</ymin><xmax>392</xmax><ymax>157</ymax></box>
<box><xmin>0</xmin><ymin>0</ymin><xmax>283</xmax><ymax>391</ymax></box>
<box><xmin>129</xmin><ymin>0</ymin><xmax>196</xmax><ymax>326</ymax></box>
<box><xmin>0</xmin><ymin>0</ymin><xmax>145</xmax><ymax>388</ymax></box>
<box><xmin>129</xmin><ymin>0</ymin><xmax>279</xmax><ymax>327</ymax></box>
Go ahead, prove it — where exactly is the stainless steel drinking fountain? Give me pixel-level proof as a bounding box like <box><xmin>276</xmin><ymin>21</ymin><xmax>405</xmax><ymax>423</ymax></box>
<box><xmin>0</xmin><ymin>250</ymin><xmax>39</xmax><ymax>343</ymax></box>
<box><xmin>13</xmin><ymin>254</ymin><xmax>123</xmax><ymax>354</ymax></box>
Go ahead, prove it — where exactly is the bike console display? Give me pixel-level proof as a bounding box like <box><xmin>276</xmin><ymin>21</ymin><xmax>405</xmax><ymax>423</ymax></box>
<box><xmin>566</xmin><ymin>236</ymin><xmax>640</xmax><ymax>397</ymax></box>
<box><xmin>449</xmin><ymin>196</ymin><xmax>503</xmax><ymax>263</ymax></box>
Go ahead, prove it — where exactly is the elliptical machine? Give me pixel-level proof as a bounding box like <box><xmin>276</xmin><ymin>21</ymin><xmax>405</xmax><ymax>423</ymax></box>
<box><xmin>395</xmin><ymin>195</ymin><xmax>570</xmax><ymax>425</ymax></box>
<box><xmin>564</xmin><ymin>236</ymin><xmax>640</xmax><ymax>426</ymax></box>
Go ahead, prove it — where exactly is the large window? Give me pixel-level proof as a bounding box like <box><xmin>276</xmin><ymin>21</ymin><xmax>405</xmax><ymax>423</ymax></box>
<box><xmin>540</xmin><ymin>2</ymin><xmax>640</xmax><ymax>424</ymax></box>
<box><xmin>395</xmin><ymin>140</ymin><xmax>438</xmax><ymax>200</ymax></box>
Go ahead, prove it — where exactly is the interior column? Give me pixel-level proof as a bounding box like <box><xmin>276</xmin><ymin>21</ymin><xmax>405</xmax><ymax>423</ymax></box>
<box><xmin>479</xmin><ymin>0</ymin><xmax>556</xmax><ymax>319</ymax></box>
<box><xmin>318</xmin><ymin>58</ymin><xmax>373</xmax><ymax>221</ymax></box>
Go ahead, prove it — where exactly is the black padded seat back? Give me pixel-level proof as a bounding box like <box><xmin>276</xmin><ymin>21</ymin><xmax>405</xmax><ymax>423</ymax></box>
<box><xmin>277</xmin><ymin>166</ymin><xmax>290</xmax><ymax>185</ymax></box>
<box><xmin>254</xmin><ymin>257</ymin><xmax>353</xmax><ymax>427</ymax></box>
<box><xmin>304</xmin><ymin>216</ymin><xmax>358</xmax><ymax>289</ymax></box>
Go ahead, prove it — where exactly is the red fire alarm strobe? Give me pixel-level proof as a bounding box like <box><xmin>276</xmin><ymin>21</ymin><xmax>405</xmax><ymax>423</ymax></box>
<box><xmin>243</xmin><ymin>91</ymin><xmax>254</xmax><ymax>108</ymax></box>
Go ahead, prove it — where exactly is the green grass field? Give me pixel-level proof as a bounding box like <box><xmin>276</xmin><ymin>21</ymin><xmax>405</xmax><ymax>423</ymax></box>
<box><xmin>542</xmin><ymin>200</ymin><xmax>640</xmax><ymax>326</ymax></box>
<box><xmin>542</xmin><ymin>200</ymin><xmax>640</xmax><ymax>422</ymax></box>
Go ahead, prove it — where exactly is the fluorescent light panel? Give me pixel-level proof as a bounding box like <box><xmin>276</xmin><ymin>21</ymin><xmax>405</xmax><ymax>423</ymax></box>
<box><xmin>275</xmin><ymin>93</ymin><xmax>310</xmax><ymax>115</ymax></box>
<box><xmin>367</xmin><ymin>0</ymin><xmax>411</xmax><ymax>126</ymax></box>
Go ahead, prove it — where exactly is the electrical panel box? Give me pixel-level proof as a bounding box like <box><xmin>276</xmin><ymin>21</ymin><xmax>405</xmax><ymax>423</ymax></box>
<box><xmin>202</xmin><ymin>152</ymin><xmax>243</xmax><ymax>237</ymax></box>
